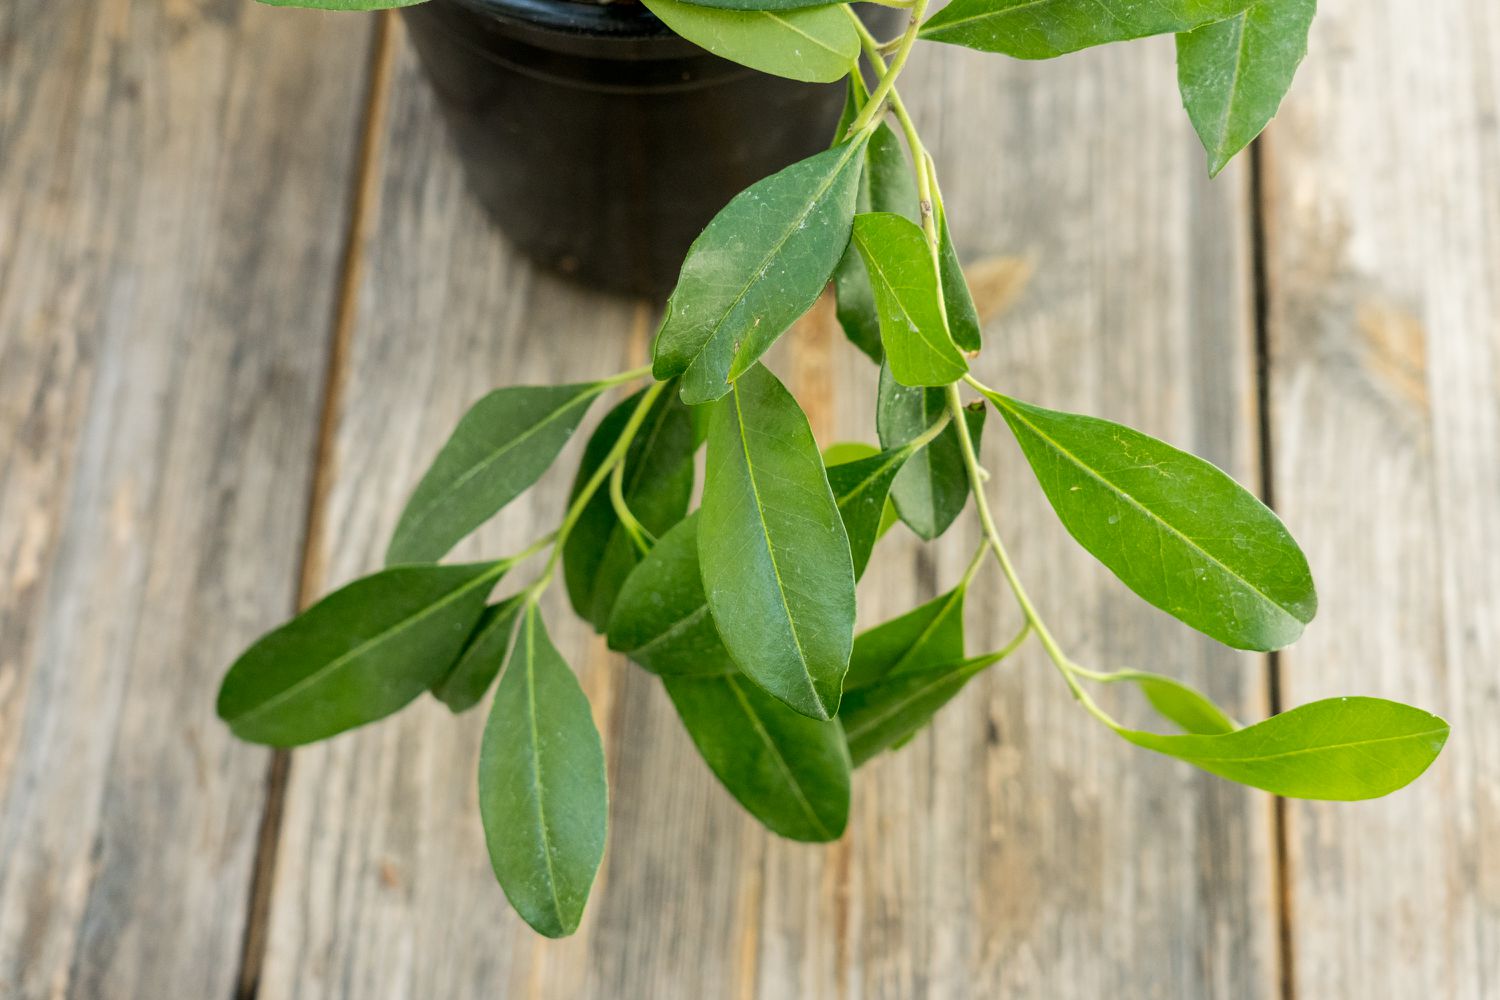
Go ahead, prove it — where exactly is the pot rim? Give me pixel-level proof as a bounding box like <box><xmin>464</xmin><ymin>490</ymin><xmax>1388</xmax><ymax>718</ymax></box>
<box><xmin>445</xmin><ymin>0</ymin><xmax>686</xmax><ymax>44</ymax></box>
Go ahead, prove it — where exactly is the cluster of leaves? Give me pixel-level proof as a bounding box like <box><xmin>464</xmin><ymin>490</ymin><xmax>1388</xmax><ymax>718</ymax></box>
<box><xmin>225</xmin><ymin>0</ymin><xmax>1446</xmax><ymax>939</ymax></box>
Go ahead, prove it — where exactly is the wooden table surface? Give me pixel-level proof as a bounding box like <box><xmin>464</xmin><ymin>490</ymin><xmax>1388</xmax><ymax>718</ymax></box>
<box><xmin>3</xmin><ymin>2</ymin><xmax>1496</xmax><ymax>997</ymax></box>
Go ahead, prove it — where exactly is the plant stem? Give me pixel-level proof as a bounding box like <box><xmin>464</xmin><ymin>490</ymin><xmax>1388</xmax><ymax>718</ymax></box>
<box><xmin>902</xmin><ymin>408</ymin><xmax>952</xmax><ymax>452</ymax></box>
<box><xmin>530</xmin><ymin>379</ymin><xmax>669</xmax><ymax>598</ymax></box>
<box><xmin>845</xmin><ymin>0</ymin><xmax>928</xmax><ymax>136</ymax></box>
<box><xmin>943</xmin><ymin>382</ymin><xmax>1121</xmax><ymax>730</ymax></box>
<box><xmin>596</xmin><ymin>363</ymin><xmax>654</xmax><ymax>389</ymax></box>
<box><xmin>847</xmin><ymin>10</ymin><xmax>945</xmax><ymax>310</ymax></box>
<box><xmin>609</xmin><ymin>456</ymin><xmax>654</xmax><ymax>556</ymax></box>
<box><xmin>499</xmin><ymin>531</ymin><xmax>559</xmax><ymax>570</ymax></box>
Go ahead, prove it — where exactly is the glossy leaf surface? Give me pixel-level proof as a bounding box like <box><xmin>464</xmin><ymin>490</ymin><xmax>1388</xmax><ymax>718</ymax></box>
<box><xmin>431</xmin><ymin>596</ymin><xmax>525</xmax><ymax>713</ymax></box>
<box><xmin>676</xmin><ymin>0</ymin><xmax>846</xmax><ymax>9</ymax></box>
<box><xmin>825</xmin><ymin>445</ymin><xmax>912</xmax><ymax>579</ymax></box>
<box><xmin>258</xmin><ymin>0</ymin><xmax>421</xmax><ymax>8</ymax></box>
<box><xmin>920</xmin><ymin>0</ymin><xmax>1254</xmax><ymax>58</ymax></box>
<box><xmin>936</xmin><ymin>211</ymin><xmax>983</xmax><ymax>353</ymax></box>
<box><xmin>665</xmin><ymin>673</ymin><xmax>851</xmax><ymax>841</ymax></box>
<box><xmin>606</xmin><ymin>514</ymin><xmax>734</xmax><ymax>678</ymax></box>
<box><xmin>824</xmin><ymin>441</ymin><xmax>902</xmax><ymax>542</ymax></box>
<box><xmin>842</xmin><ymin>651</ymin><xmax>1008</xmax><ymax>766</ymax></box>
<box><xmin>642</xmin><ymin>0</ymin><xmax>859</xmax><ymax>83</ymax></box>
<box><xmin>700</xmin><ymin>364</ymin><xmax>855</xmax><ymax>719</ymax></box>
<box><xmin>844</xmin><ymin>585</ymin><xmax>966</xmax><ymax>692</ymax></box>
<box><xmin>1119</xmin><ymin>697</ymin><xmax>1447</xmax><ymax>800</ymax></box>
<box><xmin>387</xmin><ymin>383</ymin><xmax>601</xmax><ymax>565</ymax></box>
<box><xmin>563</xmin><ymin>386</ymin><xmax>695</xmax><ymax>631</ymax></box>
<box><xmin>654</xmin><ymin>138</ymin><xmax>869</xmax><ymax>404</ymax></box>
<box><xmin>479</xmin><ymin>606</ymin><xmax>607</xmax><ymax>937</ymax></box>
<box><xmin>877</xmin><ymin>365</ymin><xmax>986</xmax><ymax>540</ymax></box>
<box><xmin>985</xmin><ymin>390</ymin><xmax>1316</xmax><ymax>650</ymax></box>
<box><xmin>833</xmin><ymin>125</ymin><xmax>920</xmax><ymax>363</ymax></box>
<box><xmin>1177</xmin><ymin>0</ymin><xmax>1316</xmax><ymax>175</ymax></box>
<box><xmin>852</xmin><ymin>212</ymin><xmax>969</xmax><ymax>387</ymax></box>
<box><xmin>218</xmin><ymin>561</ymin><xmax>502</xmax><ymax>745</ymax></box>
<box><xmin>1103</xmin><ymin>670</ymin><xmax>1238</xmax><ymax>735</ymax></box>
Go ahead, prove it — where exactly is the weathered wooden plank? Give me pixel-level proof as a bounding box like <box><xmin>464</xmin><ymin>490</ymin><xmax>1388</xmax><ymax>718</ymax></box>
<box><xmin>1261</xmin><ymin>1</ymin><xmax>1500</xmax><ymax>995</ymax></box>
<box><xmin>0</xmin><ymin>1</ymin><xmax>372</xmax><ymax>995</ymax></box>
<box><xmin>259</xmin><ymin>23</ymin><xmax>1276</xmax><ymax>999</ymax></box>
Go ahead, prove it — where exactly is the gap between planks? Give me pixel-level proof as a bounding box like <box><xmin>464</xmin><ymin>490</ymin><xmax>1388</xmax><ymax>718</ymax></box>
<box><xmin>230</xmin><ymin>13</ymin><xmax>399</xmax><ymax>1000</ymax></box>
<box><xmin>1249</xmin><ymin>137</ymin><xmax>1297</xmax><ymax>1000</ymax></box>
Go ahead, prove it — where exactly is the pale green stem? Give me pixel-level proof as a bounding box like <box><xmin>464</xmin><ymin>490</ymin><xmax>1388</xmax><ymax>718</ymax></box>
<box><xmin>609</xmin><ymin>456</ymin><xmax>654</xmax><ymax>556</ymax></box>
<box><xmin>845</xmin><ymin>0</ymin><xmax>928</xmax><ymax>136</ymax></box>
<box><xmin>902</xmin><ymin>409</ymin><xmax>952</xmax><ymax>452</ymax></box>
<box><xmin>847</xmin><ymin>11</ymin><xmax>945</xmax><ymax>316</ymax></box>
<box><xmin>529</xmin><ymin>379</ymin><xmax>669</xmax><ymax>598</ymax></box>
<box><xmin>943</xmin><ymin>382</ymin><xmax>1122</xmax><ymax>730</ymax></box>
<box><xmin>595</xmin><ymin>363</ymin><xmax>654</xmax><ymax>389</ymax></box>
<box><xmin>498</xmin><ymin>531</ymin><xmax>559</xmax><ymax>570</ymax></box>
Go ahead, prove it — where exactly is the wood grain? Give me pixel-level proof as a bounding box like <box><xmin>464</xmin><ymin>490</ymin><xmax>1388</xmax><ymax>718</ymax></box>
<box><xmin>1260</xmin><ymin>1</ymin><xmax>1500</xmax><ymax>995</ymax></box>
<box><xmin>0</xmin><ymin>1</ymin><xmax>373</xmax><ymax>996</ymax></box>
<box><xmin>256</xmin><ymin>23</ymin><xmax>1277</xmax><ymax>999</ymax></box>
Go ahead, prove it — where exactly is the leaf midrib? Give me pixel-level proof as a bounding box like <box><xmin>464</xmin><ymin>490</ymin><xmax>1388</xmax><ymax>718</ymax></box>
<box><xmin>845</xmin><ymin>669</ymin><xmax>965</xmax><ymax>743</ymax></box>
<box><xmin>922</xmin><ymin>0</ymin><xmax>1060</xmax><ymax>36</ymax></box>
<box><xmin>833</xmin><ymin>449</ymin><xmax>907</xmax><ymax>513</ymax></box>
<box><xmin>398</xmin><ymin>388</ymin><xmax>597</xmax><ymax>550</ymax></box>
<box><xmin>521</xmin><ymin>610</ymin><xmax>568</xmax><ymax>931</ymax></box>
<box><xmin>1208</xmin><ymin>10</ymin><xmax>1252</xmax><ymax>160</ymax></box>
<box><xmin>764</xmin><ymin>9</ymin><xmax>848</xmax><ymax>59</ymax></box>
<box><xmin>855</xmin><ymin>228</ymin><xmax>964</xmax><ymax>378</ymax></box>
<box><xmin>730</xmin><ymin>382</ymin><xmax>823</xmax><ymax>713</ymax></box>
<box><xmin>725</xmin><ymin>675</ymin><xmax>833</xmax><ymax>839</ymax></box>
<box><xmin>994</xmin><ymin>395</ymin><xmax>1306</xmax><ymax>627</ymax></box>
<box><xmin>627</xmin><ymin>603</ymin><xmax>712</xmax><ymax>660</ymax></box>
<box><xmin>1144</xmin><ymin>727</ymin><xmax>1449</xmax><ymax>766</ymax></box>
<box><xmin>229</xmin><ymin>565</ymin><xmax>501</xmax><ymax>727</ymax></box>
<box><xmin>687</xmin><ymin>139</ymin><xmax>864</xmax><ymax>392</ymax></box>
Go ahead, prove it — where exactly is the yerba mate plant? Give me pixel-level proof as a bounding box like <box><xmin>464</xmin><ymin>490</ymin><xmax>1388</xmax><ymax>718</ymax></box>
<box><xmin>222</xmin><ymin>0</ymin><xmax>1446</xmax><ymax>938</ymax></box>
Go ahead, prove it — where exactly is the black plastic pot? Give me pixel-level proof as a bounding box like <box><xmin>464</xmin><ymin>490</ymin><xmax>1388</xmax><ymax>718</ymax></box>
<box><xmin>402</xmin><ymin>0</ymin><xmax>894</xmax><ymax>298</ymax></box>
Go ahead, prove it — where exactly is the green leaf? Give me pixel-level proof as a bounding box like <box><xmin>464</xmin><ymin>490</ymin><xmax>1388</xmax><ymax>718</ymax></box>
<box><xmin>664</xmin><ymin>673</ymin><xmax>851</xmax><ymax>841</ymax></box>
<box><xmin>1099</xmin><ymin>669</ymin><xmax>1238</xmax><ymax>735</ymax></box>
<box><xmin>844</xmin><ymin>585</ymin><xmax>966</xmax><ymax>691</ymax></box>
<box><xmin>606</xmin><ymin>514</ymin><xmax>735</xmax><ymax>678</ymax></box>
<box><xmin>563</xmin><ymin>387</ymin><xmax>695</xmax><ymax>631</ymax></box>
<box><xmin>654</xmin><ymin>141</ymin><xmax>870</xmax><ymax>407</ymax></box>
<box><xmin>1177</xmin><ymin>0</ymin><xmax>1316</xmax><ymax>176</ymax></box>
<box><xmin>677</xmin><ymin>0</ymin><xmax>847</xmax><ymax>10</ymax></box>
<box><xmin>825</xmin><ymin>446</ymin><xmax>912</xmax><ymax>580</ymax></box>
<box><xmin>920</xmin><ymin>0</ymin><xmax>1254</xmax><ymax>58</ymax></box>
<box><xmin>877</xmin><ymin>365</ymin><xmax>986</xmax><ymax>540</ymax></box>
<box><xmin>936</xmin><ymin>211</ymin><xmax>983</xmax><ymax>353</ymax></box>
<box><xmin>257</xmin><ymin>0</ymin><xmax>421</xmax><ymax>8</ymax></box>
<box><xmin>218</xmin><ymin>561</ymin><xmax>503</xmax><ymax>746</ymax></box>
<box><xmin>479</xmin><ymin>605</ymin><xmax>607</xmax><ymax>938</ymax></box>
<box><xmin>824</xmin><ymin>442</ymin><xmax>902</xmax><ymax>540</ymax></box>
<box><xmin>641</xmin><ymin>0</ymin><xmax>859</xmax><ymax>83</ymax></box>
<box><xmin>851</xmin><ymin>213</ymin><xmax>969</xmax><ymax>387</ymax></box>
<box><xmin>983</xmin><ymin>390</ymin><xmax>1317</xmax><ymax>650</ymax></box>
<box><xmin>387</xmin><ymin>383</ymin><xmax>602</xmax><ymax>565</ymax></box>
<box><xmin>834</xmin><ymin>72</ymin><xmax>870</xmax><ymax>143</ymax></box>
<box><xmin>653</xmin><ymin>138</ymin><xmax>870</xmax><ymax>404</ymax></box>
<box><xmin>431</xmin><ymin>596</ymin><xmax>525</xmax><ymax>714</ymax></box>
<box><xmin>842</xmin><ymin>651</ymin><xmax>1009</xmax><ymax>765</ymax></box>
<box><xmin>700</xmin><ymin>363</ymin><xmax>856</xmax><ymax>719</ymax></box>
<box><xmin>834</xmin><ymin>125</ymin><xmax>920</xmax><ymax>363</ymax></box>
<box><xmin>1117</xmin><ymin>697</ymin><xmax>1448</xmax><ymax>800</ymax></box>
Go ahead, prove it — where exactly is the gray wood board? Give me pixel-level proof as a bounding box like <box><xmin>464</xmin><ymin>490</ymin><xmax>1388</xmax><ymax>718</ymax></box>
<box><xmin>255</xmin><ymin>26</ymin><xmax>1277</xmax><ymax>999</ymax></box>
<box><xmin>0</xmin><ymin>1</ymin><xmax>372</xmax><ymax>997</ymax></box>
<box><xmin>1261</xmin><ymin>0</ymin><xmax>1500</xmax><ymax>994</ymax></box>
